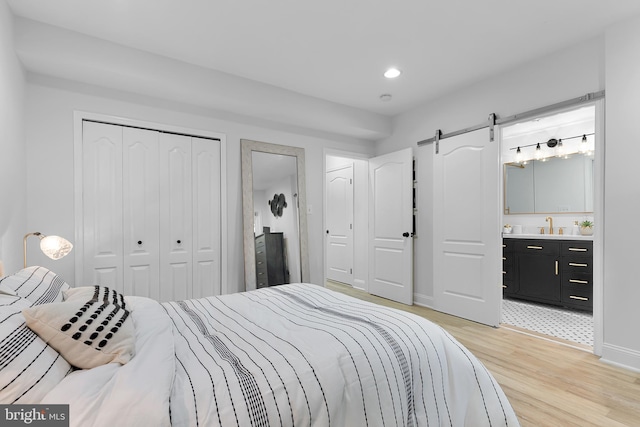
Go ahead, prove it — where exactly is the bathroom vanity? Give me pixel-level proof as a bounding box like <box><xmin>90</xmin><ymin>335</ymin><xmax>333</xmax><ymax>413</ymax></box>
<box><xmin>502</xmin><ymin>235</ymin><xmax>593</xmax><ymax>311</ymax></box>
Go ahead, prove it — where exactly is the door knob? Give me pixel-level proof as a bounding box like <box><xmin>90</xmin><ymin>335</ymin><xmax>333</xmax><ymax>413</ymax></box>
<box><xmin>326</xmin><ymin>230</ymin><xmax>329</xmax><ymax>234</ymax></box>
<box><xmin>402</xmin><ymin>232</ymin><xmax>410</xmax><ymax>237</ymax></box>
<box><xmin>177</xmin><ymin>240</ymin><xmax>181</xmax><ymax>244</ymax></box>
<box><xmin>137</xmin><ymin>240</ymin><xmax>142</xmax><ymax>245</ymax></box>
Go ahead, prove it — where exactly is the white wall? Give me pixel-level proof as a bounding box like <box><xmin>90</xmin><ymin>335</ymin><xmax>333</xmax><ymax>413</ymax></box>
<box><xmin>603</xmin><ymin>13</ymin><xmax>640</xmax><ymax>370</ymax></box>
<box><xmin>0</xmin><ymin>2</ymin><xmax>26</xmax><ymax>273</ymax></box>
<box><xmin>376</xmin><ymin>37</ymin><xmax>604</xmax><ymax>307</ymax></box>
<box><xmin>23</xmin><ymin>78</ymin><xmax>374</xmax><ymax>292</ymax></box>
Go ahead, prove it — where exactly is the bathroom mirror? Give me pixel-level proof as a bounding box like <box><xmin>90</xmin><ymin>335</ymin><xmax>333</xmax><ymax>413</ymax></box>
<box><xmin>504</xmin><ymin>153</ymin><xmax>594</xmax><ymax>214</ymax></box>
<box><xmin>241</xmin><ymin>139</ymin><xmax>309</xmax><ymax>291</ymax></box>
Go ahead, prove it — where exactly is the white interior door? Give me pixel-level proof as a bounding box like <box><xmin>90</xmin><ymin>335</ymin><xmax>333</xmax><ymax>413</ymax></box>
<box><xmin>82</xmin><ymin>121</ymin><xmax>123</xmax><ymax>290</ymax></box>
<box><xmin>433</xmin><ymin>128</ymin><xmax>501</xmax><ymax>326</ymax></box>
<box><xmin>326</xmin><ymin>164</ymin><xmax>354</xmax><ymax>284</ymax></box>
<box><xmin>369</xmin><ymin>148</ymin><xmax>413</xmax><ymax>305</ymax></box>
<box><xmin>122</xmin><ymin>127</ymin><xmax>160</xmax><ymax>298</ymax></box>
<box><xmin>192</xmin><ymin>137</ymin><xmax>222</xmax><ymax>297</ymax></box>
<box><xmin>159</xmin><ymin>133</ymin><xmax>193</xmax><ymax>302</ymax></box>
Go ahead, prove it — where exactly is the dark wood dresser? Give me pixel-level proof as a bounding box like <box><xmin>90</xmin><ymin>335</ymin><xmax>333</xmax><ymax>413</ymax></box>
<box><xmin>255</xmin><ymin>230</ymin><xmax>287</xmax><ymax>288</ymax></box>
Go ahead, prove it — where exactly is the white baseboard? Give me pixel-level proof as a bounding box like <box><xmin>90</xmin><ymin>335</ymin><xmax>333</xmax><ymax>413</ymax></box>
<box><xmin>413</xmin><ymin>293</ymin><xmax>433</xmax><ymax>309</ymax></box>
<box><xmin>601</xmin><ymin>343</ymin><xmax>640</xmax><ymax>373</ymax></box>
<box><xmin>353</xmin><ymin>278</ymin><xmax>366</xmax><ymax>291</ymax></box>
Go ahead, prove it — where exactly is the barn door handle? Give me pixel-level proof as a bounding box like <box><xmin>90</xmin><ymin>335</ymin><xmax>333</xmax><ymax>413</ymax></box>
<box><xmin>403</xmin><ymin>232</ymin><xmax>410</xmax><ymax>237</ymax></box>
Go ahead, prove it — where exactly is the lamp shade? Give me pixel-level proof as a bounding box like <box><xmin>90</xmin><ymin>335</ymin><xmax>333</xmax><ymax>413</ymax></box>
<box><xmin>39</xmin><ymin>235</ymin><xmax>73</xmax><ymax>260</ymax></box>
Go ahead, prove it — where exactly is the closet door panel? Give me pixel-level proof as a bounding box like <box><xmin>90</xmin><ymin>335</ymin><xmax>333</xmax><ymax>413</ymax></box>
<box><xmin>159</xmin><ymin>133</ymin><xmax>193</xmax><ymax>302</ymax></box>
<box><xmin>82</xmin><ymin>122</ymin><xmax>123</xmax><ymax>291</ymax></box>
<box><xmin>123</xmin><ymin>128</ymin><xmax>160</xmax><ymax>298</ymax></box>
<box><xmin>192</xmin><ymin>138</ymin><xmax>221</xmax><ymax>297</ymax></box>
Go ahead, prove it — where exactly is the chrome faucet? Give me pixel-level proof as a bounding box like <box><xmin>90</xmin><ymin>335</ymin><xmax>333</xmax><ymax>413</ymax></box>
<box><xmin>545</xmin><ymin>216</ymin><xmax>554</xmax><ymax>235</ymax></box>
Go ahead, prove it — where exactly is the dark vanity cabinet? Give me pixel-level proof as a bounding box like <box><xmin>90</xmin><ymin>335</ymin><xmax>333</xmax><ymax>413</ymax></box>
<box><xmin>255</xmin><ymin>230</ymin><xmax>287</xmax><ymax>288</ymax></box>
<box><xmin>502</xmin><ymin>238</ymin><xmax>593</xmax><ymax>311</ymax></box>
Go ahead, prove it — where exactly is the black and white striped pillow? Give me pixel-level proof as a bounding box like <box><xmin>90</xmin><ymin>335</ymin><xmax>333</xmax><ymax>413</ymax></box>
<box><xmin>0</xmin><ymin>266</ymin><xmax>70</xmax><ymax>305</ymax></box>
<box><xmin>0</xmin><ymin>294</ymin><xmax>72</xmax><ymax>403</ymax></box>
<box><xmin>22</xmin><ymin>286</ymin><xmax>135</xmax><ymax>369</ymax></box>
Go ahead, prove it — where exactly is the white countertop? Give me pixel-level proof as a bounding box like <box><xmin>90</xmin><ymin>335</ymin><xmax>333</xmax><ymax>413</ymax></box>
<box><xmin>502</xmin><ymin>233</ymin><xmax>593</xmax><ymax>241</ymax></box>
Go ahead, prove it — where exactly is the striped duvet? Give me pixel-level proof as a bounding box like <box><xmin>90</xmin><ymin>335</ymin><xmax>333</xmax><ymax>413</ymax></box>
<box><xmin>163</xmin><ymin>284</ymin><xmax>519</xmax><ymax>427</ymax></box>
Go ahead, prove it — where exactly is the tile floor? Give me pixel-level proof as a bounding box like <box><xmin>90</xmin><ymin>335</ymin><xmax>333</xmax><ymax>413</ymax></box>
<box><xmin>501</xmin><ymin>298</ymin><xmax>593</xmax><ymax>347</ymax></box>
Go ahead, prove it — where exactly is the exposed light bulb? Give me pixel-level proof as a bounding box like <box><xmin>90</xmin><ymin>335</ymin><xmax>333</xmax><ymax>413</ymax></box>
<box><xmin>515</xmin><ymin>147</ymin><xmax>523</xmax><ymax>163</ymax></box>
<box><xmin>556</xmin><ymin>139</ymin><xmax>565</xmax><ymax>158</ymax></box>
<box><xmin>535</xmin><ymin>143</ymin><xmax>543</xmax><ymax>160</ymax></box>
<box><xmin>579</xmin><ymin>134</ymin><xmax>588</xmax><ymax>153</ymax></box>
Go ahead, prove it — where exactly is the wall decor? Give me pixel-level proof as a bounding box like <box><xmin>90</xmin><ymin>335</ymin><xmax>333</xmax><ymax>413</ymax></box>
<box><xmin>269</xmin><ymin>193</ymin><xmax>287</xmax><ymax>217</ymax></box>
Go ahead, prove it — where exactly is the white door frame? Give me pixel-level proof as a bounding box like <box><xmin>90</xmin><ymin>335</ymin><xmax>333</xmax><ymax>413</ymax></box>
<box><xmin>498</xmin><ymin>99</ymin><xmax>604</xmax><ymax>356</ymax></box>
<box><xmin>73</xmin><ymin>111</ymin><xmax>228</xmax><ymax>293</ymax></box>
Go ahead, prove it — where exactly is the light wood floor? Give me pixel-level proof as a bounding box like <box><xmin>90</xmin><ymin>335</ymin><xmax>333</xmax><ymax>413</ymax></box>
<box><xmin>326</xmin><ymin>281</ymin><xmax>640</xmax><ymax>427</ymax></box>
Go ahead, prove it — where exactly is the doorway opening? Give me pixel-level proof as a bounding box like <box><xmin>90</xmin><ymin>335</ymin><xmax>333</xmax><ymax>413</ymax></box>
<box><xmin>499</xmin><ymin>103</ymin><xmax>600</xmax><ymax>351</ymax></box>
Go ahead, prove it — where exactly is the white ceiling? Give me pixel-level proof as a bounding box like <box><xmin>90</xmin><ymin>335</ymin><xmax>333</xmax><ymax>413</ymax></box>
<box><xmin>7</xmin><ymin>1</ymin><xmax>640</xmax><ymax>122</ymax></box>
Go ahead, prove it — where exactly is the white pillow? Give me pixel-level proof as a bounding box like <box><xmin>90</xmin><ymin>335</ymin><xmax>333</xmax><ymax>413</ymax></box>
<box><xmin>22</xmin><ymin>286</ymin><xmax>135</xmax><ymax>369</ymax></box>
<box><xmin>0</xmin><ymin>294</ymin><xmax>72</xmax><ymax>404</ymax></box>
<box><xmin>0</xmin><ymin>266</ymin><xmax>70</xmax><ymax>305</ymax></box>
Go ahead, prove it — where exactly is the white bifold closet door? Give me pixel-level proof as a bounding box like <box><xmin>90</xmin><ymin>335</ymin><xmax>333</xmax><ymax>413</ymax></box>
<box><xmin>82</xmin><ymin>121</ymin><xmax>221</xmax><ymax>301</ymax></box>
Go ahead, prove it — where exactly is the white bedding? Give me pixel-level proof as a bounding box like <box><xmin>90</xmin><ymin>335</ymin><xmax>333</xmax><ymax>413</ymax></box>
<box><xmin>43</xmin><ymin>284</ymin><xmax>519</xmax><ymax>426</ymax></box>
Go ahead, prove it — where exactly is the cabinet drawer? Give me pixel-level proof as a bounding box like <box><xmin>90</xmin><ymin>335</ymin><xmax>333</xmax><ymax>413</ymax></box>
<box><xmin>562</xmin><ymin>259</ymin><xmax>593</xmax><ymax>273</ymax></box>
<box><xmin>561</xmin><ymin>241</ymin><xmax>593</xmax><ymax>257</ymax></box>
<box><xmin>515</xmin><ymin>239</ymin><xmax>560</xmax><ymax>256</ymax></box>
<box><xmin>562</xmin><ymin>285</ymin><xmax>593</xmax><ymax>310</ymax></box>
<box><xmin>502</xmin><ymin>240</ymin><xmax>515</xmax><ymax>252</ymax></box>
<box><xmin>563</xmin><ymin>271</ymin><xmax>593</xmax><ymax>287</ymax></box>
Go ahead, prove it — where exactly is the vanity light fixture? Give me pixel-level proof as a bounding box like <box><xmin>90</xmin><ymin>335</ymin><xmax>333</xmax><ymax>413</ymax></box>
<box><xmin>383</xmin><ymin>68</ymin><xmax>402</xmax><ymax>79</ymax></box>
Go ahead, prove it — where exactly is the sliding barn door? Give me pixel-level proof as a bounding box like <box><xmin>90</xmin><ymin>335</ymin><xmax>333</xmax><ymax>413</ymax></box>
<box><xmin>433</xmin><ymin>128</ymin><xmax>501</xmax><ymax>326</ymax></box>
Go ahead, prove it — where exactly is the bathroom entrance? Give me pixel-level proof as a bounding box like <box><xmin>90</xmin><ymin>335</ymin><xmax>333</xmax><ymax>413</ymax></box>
<box><xmin>499</xmin><ymin>101</ymin><xmax>603</xmax><ymax>352</ymax></box>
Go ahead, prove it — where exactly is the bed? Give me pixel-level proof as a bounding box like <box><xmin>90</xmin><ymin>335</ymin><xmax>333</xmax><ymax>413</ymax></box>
<box><xmin>1</xmin><ymin>266</ymin><xmax>520</xmax><ymax>426</ymax></box>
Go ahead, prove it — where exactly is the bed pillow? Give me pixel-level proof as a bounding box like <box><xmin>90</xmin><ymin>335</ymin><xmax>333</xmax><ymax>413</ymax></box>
<box><xmin>0</xmin><ymin>266</ymin><xmax>70</xmax><ymax>305</ymax></box>
<box><xmin>22</xmin><ymin>286</ymin><xmax>135</xmax><ymax>369</ymax></box>
<box><xmin>0</xmin><ymin>294</ymin><xmax>72</xmax><ymax>404</ymax></box>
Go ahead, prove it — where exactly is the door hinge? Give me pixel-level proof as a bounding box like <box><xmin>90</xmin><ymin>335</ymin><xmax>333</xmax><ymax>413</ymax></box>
<box><xmin>350</xmin><ymin>224</ymin><xmax>352</xmax><ymax>230</ymax></box>
<box><xmin>350</xmin><ymin>268</ymin><xmax>352</xmax><ymax>274</ymax></box>
<box><xmin>350</xmin><ymin>178</ymin><xmax>352</xmax><ymax>184</ymax></box>
<box><xmin>435</xmin><ymin>129</ymin><xmax>441</xmax><ymax>154</ymax></box>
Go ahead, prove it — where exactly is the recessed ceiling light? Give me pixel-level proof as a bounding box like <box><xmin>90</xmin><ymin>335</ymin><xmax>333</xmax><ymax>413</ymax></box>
<box><xmin>384</xmin><ymin>68</ymin><xmax>402</xmax><ymax>79</ymax></box>
<box><xmin>380</xmin><ymin>94</ymin><xmax>392</xmax><ymax>102</ymax></box>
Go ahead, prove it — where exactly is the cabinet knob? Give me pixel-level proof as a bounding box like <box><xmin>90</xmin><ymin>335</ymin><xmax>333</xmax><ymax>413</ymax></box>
<box><xmin>137</xmin><ymin>240</ymin><xmax>142</xmax><ymax>245</ymax></box>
